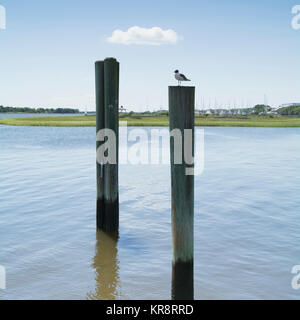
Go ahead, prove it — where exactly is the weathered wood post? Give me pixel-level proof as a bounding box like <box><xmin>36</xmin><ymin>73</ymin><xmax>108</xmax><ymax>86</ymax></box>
<box><xmin>169</xmin><ymin>86</ymin><xmax>195</xmax><ymax>300</ymax></box>
<box><xmin>104</xmin><ymin>58</ymin><xmax>119</xmax><ymax>233</ymax></box>
<box><xmin>95</xmin><ymin>58</ymin><xmax>119</xmax><ymax>233</ymax></box>
<box><xmin>95</xmin><ymin>61</ymin><xmax>105</xmax><ymax>230</ymax></box>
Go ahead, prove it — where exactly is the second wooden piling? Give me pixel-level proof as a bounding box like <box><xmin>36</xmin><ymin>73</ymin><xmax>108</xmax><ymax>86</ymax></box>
<box><xmin>169</xmin><ymin>86</ymin><xmax>195</xmax><ymax>300</ymax></box>
<box><xmin>104</xmin><ymin>58</ymin><xmax>119</xmax><ymax>233</ymax></box>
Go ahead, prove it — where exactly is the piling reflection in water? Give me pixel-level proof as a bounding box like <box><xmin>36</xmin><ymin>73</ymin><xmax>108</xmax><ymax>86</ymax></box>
<box><xmin>87</xmin><ymin>230</ymin><xmax>120</xmax><ymax>300</ymax></box>
<box><xmin>172</xmin><ymin>261</ymin><xmax>194</xmax><ymax>300</ymax></box>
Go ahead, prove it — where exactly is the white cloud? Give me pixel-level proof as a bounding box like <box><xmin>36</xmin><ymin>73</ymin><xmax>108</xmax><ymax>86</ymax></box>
<box><xmin>107</xmin><ymin>26</ymin><xmax>182</xmax><ymax>46</ymax></box>
<box><xmin>0</xmin><ymin>5</ymin><xmax>6</xmax><ymax>30</ymax></box>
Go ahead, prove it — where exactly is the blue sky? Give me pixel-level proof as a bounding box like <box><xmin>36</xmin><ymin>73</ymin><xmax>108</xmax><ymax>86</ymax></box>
<box><xmin>0</xmin><ymin>0</ymin><xmax>299</xmax><ymax>111</ymax></box>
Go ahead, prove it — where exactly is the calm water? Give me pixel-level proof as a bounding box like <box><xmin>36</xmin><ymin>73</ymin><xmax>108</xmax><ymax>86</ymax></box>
<box><xmin>1</xmin><ymin>122</ymin><xmax>300</xmax><ymax>300</ymax></box>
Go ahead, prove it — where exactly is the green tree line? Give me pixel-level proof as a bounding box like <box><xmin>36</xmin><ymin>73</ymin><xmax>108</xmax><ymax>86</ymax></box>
<box><xmin>0</xmin><ymin>105</ymin><xmax>80</xmax><ymax>114</ymax></box>
<box><xmin>277</xmin><ymin>105</ymin><xmax>300</xmax><ymax>116</ymax></box>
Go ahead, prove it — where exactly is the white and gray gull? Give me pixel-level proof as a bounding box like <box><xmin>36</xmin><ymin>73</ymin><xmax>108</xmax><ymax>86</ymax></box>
<box><xmin>174</xmin><ymin>70</ymin><xmax>191</xmax><ymax>86</ymax></box>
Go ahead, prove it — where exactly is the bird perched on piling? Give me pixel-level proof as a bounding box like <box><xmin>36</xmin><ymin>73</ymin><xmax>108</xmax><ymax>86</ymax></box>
<box><xmin>174</xmin><ymin>70</ymin><xmax>191</xmax><ymax>86</ymax></box>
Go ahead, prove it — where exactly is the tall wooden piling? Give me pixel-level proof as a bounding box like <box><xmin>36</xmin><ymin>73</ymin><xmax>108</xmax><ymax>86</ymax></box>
<box><xmin>95</xmin><ymin>61</ymin><xmax>105</xmax><ymax>229</ymax></box>
<box><xmin>169</xmin><ymin>86</ymin><xmax>195</xmax><ymax>300</ymax></box>
<box><xmin>96</xmin><ymin>58</ymin><xmax>119</xmax><ymax>233</ymax></box>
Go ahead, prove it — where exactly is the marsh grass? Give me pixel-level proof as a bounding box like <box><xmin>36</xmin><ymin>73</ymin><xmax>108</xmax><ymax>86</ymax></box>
<box><xmin>1</xmin><ymin>114</ymin><xmax>300</xmax><ymax>127</ymax></box>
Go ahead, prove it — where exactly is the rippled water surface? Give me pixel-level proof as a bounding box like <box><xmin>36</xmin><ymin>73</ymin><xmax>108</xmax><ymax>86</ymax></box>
<box><xmin>1</xmin><ymin>121</ymin><xmax>300</xmax><ymax>299</ymax></box>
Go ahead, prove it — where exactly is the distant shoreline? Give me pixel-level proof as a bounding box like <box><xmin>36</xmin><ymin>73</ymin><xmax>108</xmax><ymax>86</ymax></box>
<box><xmin>0</xmin><ymin>112</ymin><xmax>84</xmax><ymax>115</ymax></box>
<box><xmin>1</xmin><ymin>115</ymin><xmax>300</xmax><ymax>127</ymax></box>
<box><xmin>0</xmin><ymin>107</ymin><xmax>80</xmax><ymax>114</ymax></box>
